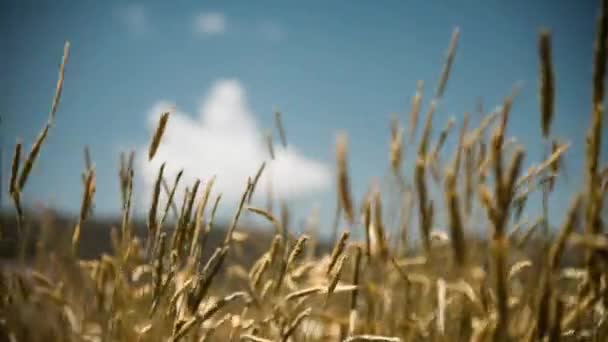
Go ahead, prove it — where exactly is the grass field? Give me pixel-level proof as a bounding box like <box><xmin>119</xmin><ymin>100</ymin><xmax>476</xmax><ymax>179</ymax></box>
<box><xmin>1</xmin><ymin>1</ymin><xmax>608</xmax><ymax>341</ymax></box>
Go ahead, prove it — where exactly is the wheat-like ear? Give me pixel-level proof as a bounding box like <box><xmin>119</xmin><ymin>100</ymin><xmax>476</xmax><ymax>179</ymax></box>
<box><xmin>120</xmin><ymin>168</ymin><xmax>134</xmax><ymax>241</ymax></box>
<box><xmin>327</xmin><ymin>230</ymin><xmax>350</xmax><ymax>275</ymax></box>
<box><xmin>539</xmin><ymin>29</ymin><xmax>555</xmax><ymax>138</ymax></box>
<box><xmin>275</xmin><ymin>234</ymin><xmax>309</xmax><ymax>294</ymax></box>
<box><xmin>286</xmin><ymin>234</ymin><xmax>309</xmax><ymax>269</ymax></box>
<box><xmin>336</xmin><ymin>132</ymin><xmax>355</xmax><ymax>224</ymax></box>
<box><xmin>389</xmin><ymin>119</ymin><xmax>404</xmax><ymax>177</ymax></box>
<box><xmin>325</xmin><ymin>253</ymin><xmax>347</xmax><ymax>305</ymax></box>
<box><xmin>148</xmin><ymin>111</ymin><xmax>170</xmax><ymax>161</ymax></box>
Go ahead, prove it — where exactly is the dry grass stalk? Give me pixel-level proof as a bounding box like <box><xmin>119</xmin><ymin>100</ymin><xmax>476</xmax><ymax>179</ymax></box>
<box><xmin>444</xmin><ymin>169</ymin><xmax>466</xmax><ymax>267</ymax></box>
<box><xmin>429</xmin><ymin>117</ymin><xmax>455</xmax><ymax>181</ymax></box>
<box><xmin>363</xmin><ymin>196</ymin><xmax>372</xmax><ymax>261</ymax></box>
<box><xmin>274</xmin><ymin>109</ymin><xmax>288</xmax><ymax>148</ymax></box>
<box><xmin>9</xmin><ymin>140</ymin><xmax>22</xmax><ymax>195</ymax></box>
<box><xmin>516</xmin><ymin>142</ymin><xmax>570</xmax><ymax>187</ymax></box>
<box><xmin>190</xmin><ymin>247</ymin><xmax>229</xmax><ymax>312</ymax></box>
<box><xmin>72</xmin><ymin>168</ymin><xmax>96</xmax><ymax>255</ymax></box>
<box><xmin>281</xmin><ymin>307</ymin><xmax>311</xmax><ymax>341</ymax></box>
<box><xmin>148</xmin><ymin>163</ymin><xmax>166</xmax><ymax>242</ymax></box>
<box><xmin>435</xmin><ymin>27</ymin><xmax>460</xmax><ymax>100</ymax></box>
<box><xmin>348</xmin><ymin>246</ymin><xmax>362</xmax><ymax>335</ymax></box>
<box><xmin>453</xmin><ymin>113</ymin><xmax>469</xmax><ymax>177</ymax></box>
<box><xmin>17</xmin><ymin>123</ymin><xmax>50</xmax><ymax>191</ymax></box>
<box><xmin>584</xmin><ymin>103</ymin><xmax>604</xmax><ymax>282</ymax></box>
<box><xmin>585</xmin><ymin>2</ymin><xmax>607</xmax><ymax>281</ymax></box>
<box><xmin>224</xmin><ymin>180</ymin><xmax>252</xmax><ymax>246</ymax></box>
<box><xmin>266</xmin><ymin>129</ymin><xmax>275</xmax><ymax>160</ymax></box>
<box><xmin>593</xmin><ymin>0</ymin><xmax>608</xmax><ymax>106</ymax></box>
<box><xmin>190</xmin><ymin>177</ymin><xmax>215</xmax><ymax>256</ymax></box>
<box><xmin>344</xmin><ymin>335</ymin><xmax>401</xmax><ymax>342</ymax></box>
<box><xmin>48</xmin><ymin>41</ymin><xmax>70</xmax><ymax>123</ymax></box>
<box><xmin>240</xmin><ymin>335</ymin><xmax>274</xmax><ymax>342</ymax></box>
<box><xmin>161</xmin><ymin>170</ymin><xmax>184</xmax><ymax>226</ymax></box>
<box><xmin>415</xmin><ymin>157</ymin><xmax>432</xmax><ymax>255</ymax></box>
<box><xmin>171</xmin><ymin>187</ymin><xmax>191</xmax><ymax>253</ymax></box>
<box><xmin>548</xmin><ymin>194</ymin><xmax>582</xmax><ymax>271</ymax></box>
<box><xmin>372</xmin><ymin>190</ymin><xmax>389</xmax><ymax>259</ymax></box>
<box><xmin>408</xmin><ymin>80</ymin><xmax>424</xmax><ymax>144</ymax></box>
<box><xmin>247</xmin><ymin>206</ymin><xmax>284</xmax><ymax>237</ymax></box>
<box><xmin>248</xmin><ymin>162</ymin><xmax>266</xmax><ymax>203</ymax></box>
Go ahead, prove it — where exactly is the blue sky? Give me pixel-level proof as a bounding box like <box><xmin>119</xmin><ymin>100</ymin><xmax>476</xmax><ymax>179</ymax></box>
<box><xmin>2</xmin><ymin>0</ymin><xmax>606</xmax><ymax>237</ymax></box>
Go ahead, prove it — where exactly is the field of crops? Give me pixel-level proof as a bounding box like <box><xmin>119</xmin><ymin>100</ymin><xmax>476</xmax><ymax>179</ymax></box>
<box><xmin>1</xmin><ymin>1</ymin><xmax>608</xmax><ymax>341</ymax></box>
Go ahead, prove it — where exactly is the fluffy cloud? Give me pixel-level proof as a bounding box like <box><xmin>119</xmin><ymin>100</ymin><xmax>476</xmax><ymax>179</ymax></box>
<box><xmin>140</xmin><ymin>79</ymin><xmax>331</xmax><ymax>209</ymax></box>
<box><xmin>194</xmin><ymin>12</ymin><xmax>226</xmax><ymax>35</ymax></box>
<box><xmin>114</xmin><ymin>4</ymin><xmax>147</xmax><ymax>35</ymax></box>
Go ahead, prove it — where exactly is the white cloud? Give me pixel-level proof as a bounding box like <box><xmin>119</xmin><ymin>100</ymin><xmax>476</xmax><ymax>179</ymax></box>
<box><xmin>194</xmin><ymin>12</ymin><xmax>226</xmax><ymax>35</ymax></box>
<box><xmin>114</xmin><ymin>4</ymin><xmax>148</xmax><ymax>35</ymax></box>
<box><xmin>140</xmin><ymin>79</ymin><xmax>331</xmax><ymax>208</ymax></box>
<box><xmin>260</xmin><ymin>22</ymin><xmax>285</xmax><ymax>42</ymax></box>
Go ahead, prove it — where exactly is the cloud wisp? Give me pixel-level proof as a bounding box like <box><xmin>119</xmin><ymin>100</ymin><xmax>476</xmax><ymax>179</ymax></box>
<box><xmin>194</xmin><ymin>12</ymin><xmax>227</xmax><ymax>35</ymax></box>
<box><xmin>140</xmin><ymin>79</ymin><xmax>331</xmax><ymax>209</ymax></box>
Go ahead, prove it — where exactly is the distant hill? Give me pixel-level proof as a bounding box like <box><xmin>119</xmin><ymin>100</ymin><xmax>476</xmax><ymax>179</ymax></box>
<box><xmin>0</xmin><ymin>209</ymin><xmax>285</xmax><ymax>266</ymax></box>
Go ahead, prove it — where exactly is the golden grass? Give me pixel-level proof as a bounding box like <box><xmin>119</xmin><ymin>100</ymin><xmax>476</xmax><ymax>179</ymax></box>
<box><xmin>2</xmin><ymin>2</ymin><xmax>608</xmax><ymax>341</ymax></box>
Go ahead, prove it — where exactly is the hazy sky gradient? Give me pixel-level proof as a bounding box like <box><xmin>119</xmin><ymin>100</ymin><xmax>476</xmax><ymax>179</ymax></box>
<box><xmin>2</xmin><ymin>0</ymin><xmax>606</xmax><ymax>237</ymax></box>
